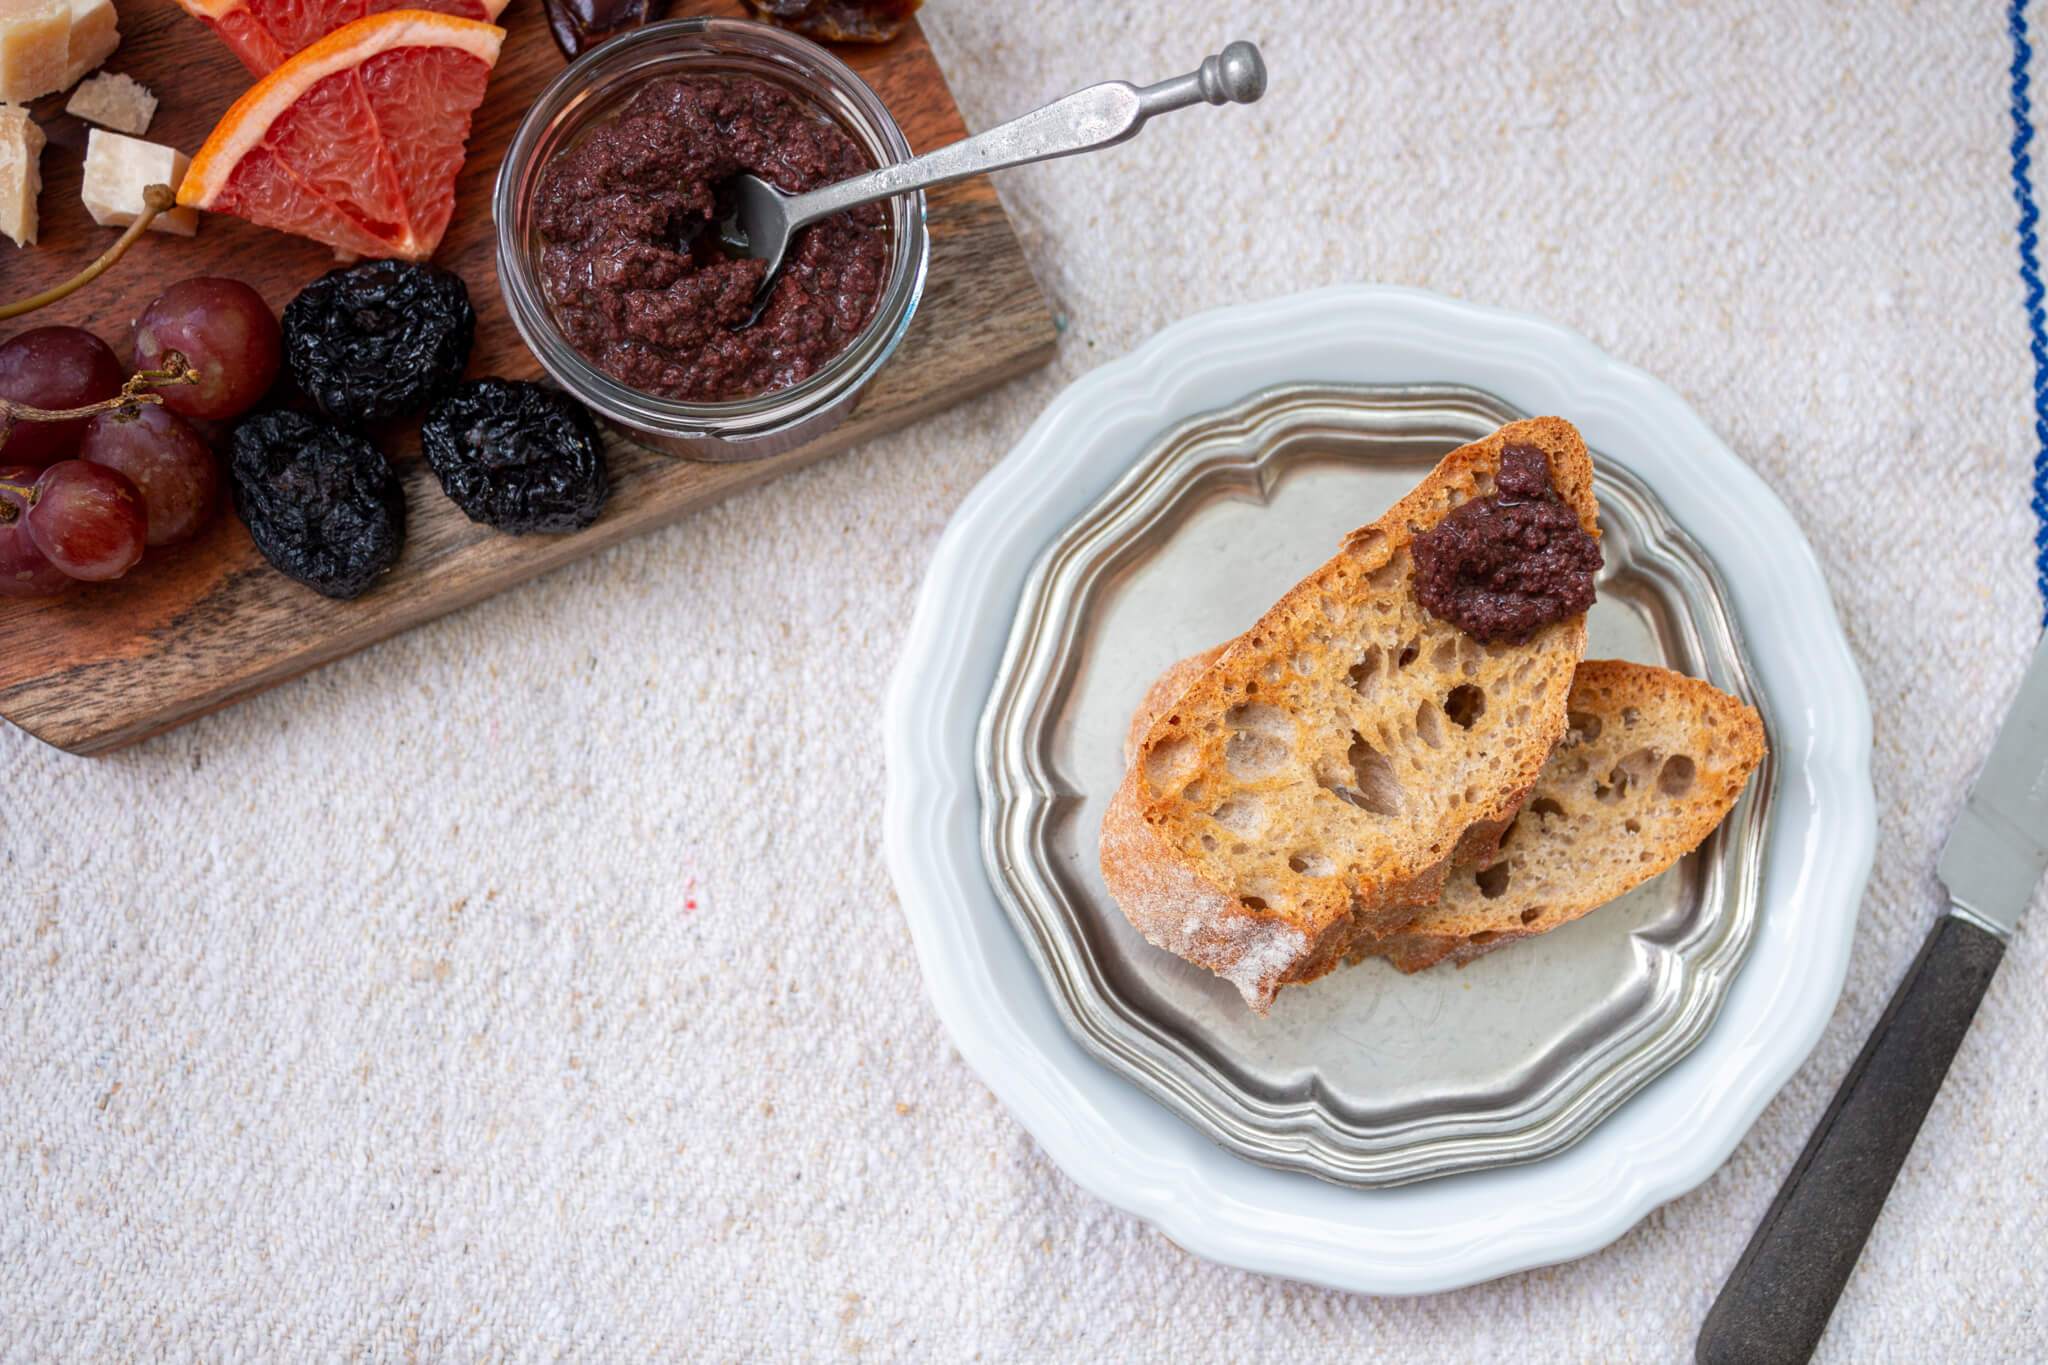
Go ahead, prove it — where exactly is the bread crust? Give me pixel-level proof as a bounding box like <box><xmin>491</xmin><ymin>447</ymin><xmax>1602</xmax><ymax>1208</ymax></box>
<box><xmin>1099</xmin><ymin>418</ymin><xmax>1599</xmax><ymax>1012</ymax></box>
<box><xmin>1103</xmin><ymin>646</ymin><xmax>1313</xmax><ymax>1005</ymax></box>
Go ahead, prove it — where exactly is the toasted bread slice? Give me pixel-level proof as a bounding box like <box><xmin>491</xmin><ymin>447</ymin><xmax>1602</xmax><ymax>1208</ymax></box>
<box><xmin>1366</xmin><ymin>660</ymin><xmax>1765</xmax><ymax>971</ymax></box>
<box><xmin>1123</xmin><ymin>653</ymin><xmax>1767</xmax><ymax>980</ymax></box>
<box><xmin>1099</xmin><ymin>418</ymin><xmax>1600</xmax><ymax>1012</ymax></box>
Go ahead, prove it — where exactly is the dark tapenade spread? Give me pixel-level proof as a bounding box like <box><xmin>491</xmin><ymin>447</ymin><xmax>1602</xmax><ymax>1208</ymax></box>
<box><xmin>534</xmin><ymin>74</ymin><xmax>887</xmax><ymax>404</ymax></box>
<box><xmin>1410</xmin><ymin>442</ymin><xmax>1602</xmax><ymax>644</ymax></box>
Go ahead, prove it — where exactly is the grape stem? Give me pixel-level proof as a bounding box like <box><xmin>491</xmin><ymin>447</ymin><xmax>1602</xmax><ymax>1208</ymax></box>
<box><xmin>0</xmin><ymin>353</ymin><xmax>201</xmax><ymax>460</ymax></box>
<box><xmin>0</xmin><ymin>184</ymin><xmax>177</xmax><ymax>323</ymax></box>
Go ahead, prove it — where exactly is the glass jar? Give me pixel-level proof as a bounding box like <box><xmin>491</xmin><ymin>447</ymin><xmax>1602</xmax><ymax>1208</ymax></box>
<box><xmin>493</xmin><ymin>18</ymin><xmax>930</xmax><ymax>462</ymax></box>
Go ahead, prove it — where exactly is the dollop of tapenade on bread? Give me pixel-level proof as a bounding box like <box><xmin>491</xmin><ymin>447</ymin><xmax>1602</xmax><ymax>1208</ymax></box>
<box><xmin>1409</xmin><ymin>442</ymin><xmax>1603</xmax><ymax>644</ymax></box>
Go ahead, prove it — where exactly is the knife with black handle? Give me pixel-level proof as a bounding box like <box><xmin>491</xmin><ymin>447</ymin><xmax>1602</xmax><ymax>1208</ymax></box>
<box><xmin>1696</xmin><ymin>631</ymin><xmax>2048</xmax><ymax>1365</ymax></box>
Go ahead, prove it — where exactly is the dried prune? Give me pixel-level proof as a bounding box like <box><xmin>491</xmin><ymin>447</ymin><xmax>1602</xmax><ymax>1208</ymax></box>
<box><xmin>741</xmin><ymin>0</ymin><xmax>919</xmax><ymax>42</ymax></box>
<box><xmin>421</xmin><ymin>379</ymin><xmax>608</xmax><ymax>535</ymax></box>
<box><xmin>540</xmin><ymin>0</ymin><xmax>668</xmax><ymax>59</ymax></box>
<box><xmin>229</xmin><ymin>410</ymin><xmax>406</xmax><ymax>599</ymax></box>
<box><xmin>282</xmin><ymin>260</ymin><xmax>475</xmax><ymax>422</ymax></box>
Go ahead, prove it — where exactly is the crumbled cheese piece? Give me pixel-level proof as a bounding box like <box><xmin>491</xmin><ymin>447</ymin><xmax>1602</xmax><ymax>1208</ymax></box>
<box><xmin>59</xmin><ymin>0</ymin><xmax>116</xmax><ymax>88</ymax></box>
<box><xmin>0</xmin><ymin>103</ymin><xmax>41</xmax><ymax>246</ymax></box>
<box><xmin>65</xmin><ymin>69</ymin><xmax>151</xmax><ymax>134</ymax></box>
<box><xmin>80</xmin><ymin>127</ymin><xmax>195</xmax><ymax>235</ymax></box>
<box><xmin>0</xmin><ymin>0</ymin><xmax>68</xmax><ymax>104</ymax></box>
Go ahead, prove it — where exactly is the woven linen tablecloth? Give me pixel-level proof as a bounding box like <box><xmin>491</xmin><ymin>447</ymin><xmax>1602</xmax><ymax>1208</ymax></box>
<box><xmin>5</xmin><ymin>1</ymin><xmax>2045</xmax><ymax>1358</ymax></box>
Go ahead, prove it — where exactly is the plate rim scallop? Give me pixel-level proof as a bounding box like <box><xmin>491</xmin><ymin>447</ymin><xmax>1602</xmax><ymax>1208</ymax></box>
<box><xmin>882</xmin><ymin>283</ymin><xmax>1875</xmax><ymax>1295</ymax></box>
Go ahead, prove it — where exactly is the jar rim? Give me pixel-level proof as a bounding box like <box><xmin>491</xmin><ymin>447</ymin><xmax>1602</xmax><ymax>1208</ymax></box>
<box><xmin>492</xmin><ymin>17</ymin><xmax>930</xmax><ymax>442</ymax></box>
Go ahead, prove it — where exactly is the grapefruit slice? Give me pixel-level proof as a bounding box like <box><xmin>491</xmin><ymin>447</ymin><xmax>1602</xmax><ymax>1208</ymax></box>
<box><xmin>171</xmin><ymin>0</ymin><xmax>510</xmax><ymax>77</ymax></box>
<box><xmin>179</xmin><ymin>11</ymin><xmax>504</xmax><ymax>262</ymax></box>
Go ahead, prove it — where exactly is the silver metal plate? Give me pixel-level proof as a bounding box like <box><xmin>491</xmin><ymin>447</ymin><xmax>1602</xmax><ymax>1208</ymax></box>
<box><xmin>975</xmin><ymin>383</ymin><xmax>1775</xmax><ymax>1187</ymax></box>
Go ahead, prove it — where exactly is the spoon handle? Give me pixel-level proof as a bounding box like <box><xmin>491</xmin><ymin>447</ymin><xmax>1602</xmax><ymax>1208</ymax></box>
<box><xmin>782</xmin><ymin>41</ymin><xmax>1267</xmax><ymax>233</ymax></box>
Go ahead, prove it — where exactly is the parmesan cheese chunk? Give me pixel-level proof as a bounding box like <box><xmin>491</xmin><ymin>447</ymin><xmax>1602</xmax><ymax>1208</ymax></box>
<box><xmin>81</xmin><ymin>127</ymin><xmax>196</xmax><ymax>235</ymax></box>
<box><xmin>65</xmin><ymin>69</ymin><xmax>152</xmax><ymax>134</ymax></box>
<box><xmin>0</xmin><ymin>102</ymin><xmax>42</xmax><ymax>245</ymax></box>
<box><xmin>59</xmin><ymin>0</ymin><xmax>117</xmax><ymax>88</ymax></box>
<box><xmin>0</xmin><ymin>0</ymin><xmax>67</xmax><ymax>103</ymax></box>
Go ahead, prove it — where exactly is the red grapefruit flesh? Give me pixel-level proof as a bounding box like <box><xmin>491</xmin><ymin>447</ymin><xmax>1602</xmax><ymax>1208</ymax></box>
<box><xmin>178</xmin><ymin>12</ymin><xmax>505</xmax><ymax>262</ymax></box>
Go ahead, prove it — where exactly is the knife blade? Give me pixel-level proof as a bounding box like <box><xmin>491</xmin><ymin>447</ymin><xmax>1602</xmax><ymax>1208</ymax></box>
<box><xmin>1938</xmin><ymin>628</ymin><xmax>2048</xmax><ymax>937</ymax></box>
<box><xmin>1700</xmin><ymin>630</ymin><xmax>2045</xmax><ymax>1365</ymax></box>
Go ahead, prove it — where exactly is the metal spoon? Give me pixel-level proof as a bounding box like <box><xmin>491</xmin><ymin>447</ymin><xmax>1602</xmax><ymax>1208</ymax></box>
<box><xmin>729</xmin><ymin>40</ymin><xmax>1268</xmax><ymax>309</ymax></box>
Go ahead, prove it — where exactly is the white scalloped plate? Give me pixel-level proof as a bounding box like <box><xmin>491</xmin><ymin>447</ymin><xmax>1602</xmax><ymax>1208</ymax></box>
<box><xmin>882</xmin><ymin>285</ymin><xmax>1874</xmax><ymax>1294</ymax></box>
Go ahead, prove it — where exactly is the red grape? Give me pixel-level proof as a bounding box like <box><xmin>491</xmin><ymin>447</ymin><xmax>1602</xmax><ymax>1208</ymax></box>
<box><xmin>132</xmin><ymin>278</ymin><xmax>282</xmax><ymax>421</ymax></box>
<box><xmin>80</xmin><ymin>403</ymin><xmax>220</xmax><ymax>546</ymax></box>
<box><xmin>0</xmin><ymin>326</ymin><xmax>125</xmax><ymax>467</ymax></box>
<box><xmin>27</xmin><ymin>460</ymin><xmax>147</xmax><ymax>581</ymax></box>
<box><xmin>0</xmin><ymin>464</ymin><xmax>72</xmax><ymax>598</ymax></box>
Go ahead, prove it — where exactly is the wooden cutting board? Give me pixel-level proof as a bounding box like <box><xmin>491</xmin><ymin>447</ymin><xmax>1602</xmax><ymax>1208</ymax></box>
<box><xmin>0</xmin><ymin>1</ymin><xmax>1054</xmax><ymax>755</ymax></box>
